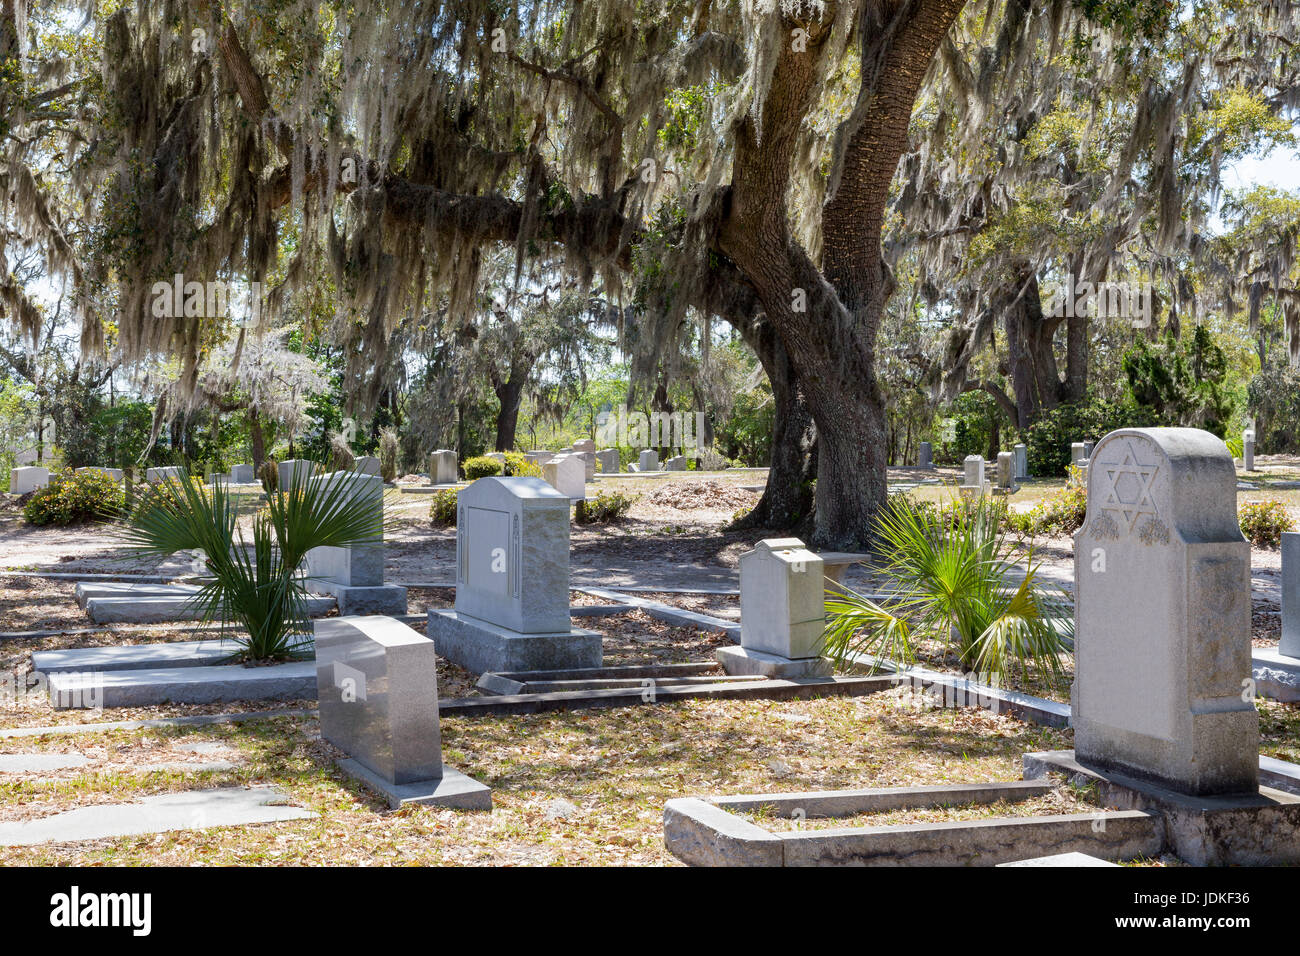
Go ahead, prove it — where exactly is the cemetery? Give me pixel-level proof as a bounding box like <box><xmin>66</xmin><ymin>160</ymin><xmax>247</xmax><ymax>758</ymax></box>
<box><xmin>5</xmin><ymin>1</ymin><xmax>1300</xmax><ymax>900</ymax></box>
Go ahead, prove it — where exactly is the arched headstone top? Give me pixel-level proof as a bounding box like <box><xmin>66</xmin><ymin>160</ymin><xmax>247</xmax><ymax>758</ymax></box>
<box><xmin>1077</xmin><ymin>427</ymin><xmax>1242</xmax><ymax>548</ymax></box>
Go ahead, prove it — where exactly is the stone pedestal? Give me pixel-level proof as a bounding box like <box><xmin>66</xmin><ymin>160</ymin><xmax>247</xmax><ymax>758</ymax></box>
<box><xmin>719</xmin><ymin>537</ymin><xmax>830</xmax><ymax>678</ymax></box>
<box><xmin>638</xmin><ymin>450</ymin><xmax>660</xmax><ymax>472</ymax></box>
<box><xmin>315</xmin><ymin>616</ymin><xmax>490</xmax><ymax>810</ymax></box>
<box><xmin>428</xmin><ymin>476</ymin><xmax>600</xmax><ymax>673</ymax></box>
<box><xmin>959</xmin><ymin>455</ymin><xmax>987</xmax><ymax>498</ymax></box>
<box><xmin>1073</xmin><ymin>427</ymin><xmax>1257</xmax><ymax>796</ymax></box>
<box><xmin>428</xmin><ymin>450</ymin><xmax>458</xmax><ymax>484</ymax></box>
<box><xmin>304</xmin><ymin>471</ymin><xmax>407</xmax><ymax>615</ymax></box>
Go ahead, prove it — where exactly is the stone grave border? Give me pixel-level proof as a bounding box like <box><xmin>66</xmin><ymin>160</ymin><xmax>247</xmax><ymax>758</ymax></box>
<box><xmin>663</xmin><ymin>780</ymin><xmax>1163</xmax><ymax>866</ymax></box>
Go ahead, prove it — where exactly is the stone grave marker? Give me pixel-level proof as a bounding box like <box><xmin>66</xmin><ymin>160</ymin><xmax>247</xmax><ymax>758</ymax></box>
<box><xmin>304</xmin><ymin>470</ymin><xmax>407</xmax><ymax>615</ymax></box>
<box><xmin>428</xmin><ymin>450</ymin><xmax>458</xmax><ymax>484</ymax></box>
<box><xmin>314</xmin><ymin>616</ymin><xmax>490</xmax><ymax>809</ymax></box>
<box><xmin>426</xmin><ymin>476</ymin><xmax>600</xmax><ymax>672</ymax></box>
<box><xmin>542</xmin><ymin>455</ymin><xmax>586</xmax><ymax>499</ymax></box>
<box><xmin>353</xmin><ymin>456</ymin><xmax>381</xmax><ymax>476</ymax></box>
<box><xmin>278</xmin><ymin>459</ymin><xmax>316</xmax><ymax>491</ymax></box>
<box><xmin>229</xmin><ymin>463</ymin><xmax>255</xmax><ymax>483</ymax></box>
<box><xmin>145</xmin><ymin>466</ymin><xmax>183</xmax><ymax>483</ymax></box>
<box><xmin>10</xmin><ymin>466</ymin><xmax>50</xmax><ymax>494</ymax></box>
<box><xmin>638</xmin><ymin>449</ymin><xmax>660</xmax><ymax>472</ymax></box>
<box><xmin>994</xmin><ymin>451</ymin><xmax>1019</xmax><ymax>495</ymax></box>
<box><xmin>959</xmin><ymin>455</ymin><xmax>986</xmax><ymax>498</ymax></box>
<box><xmin>1073</xmin><ymin>427</ymin><xmax>1257</xmax><ymax>795</ymax></box>
<box><xmin>1014</xmin><ymin>443</ymin><xmax>1028</xmax><ymax>480</ymax></box>
<box><xmin>718</xmin><ymin>537</ymin><xmax>831</xmax><ymax>678</ymax></box>
<box><xmin>664</xmin><ymin>455</ymin><xmax>688</xmax><ymax>471</ymax></box>
<box><xmin>1243</xmin><ymin>428</ymin><xmax>1256</xmax><ymax>472</ymax></box>
<box><xmin>1070</xmin><ymin>443</ymin><xmax>1088</xmax><ymax>468</ymax></box>
<box><xmin>596</xmin><ymin>449</ymin><xmax>619</xmax><ymax>474</ymax></box>
<box><xmin>918</xmin><ymin>441</ymin><xmax>933</xmax><ymax>470</ymax></box>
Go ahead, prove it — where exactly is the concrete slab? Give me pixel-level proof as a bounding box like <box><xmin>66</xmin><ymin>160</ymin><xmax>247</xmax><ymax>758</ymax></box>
<box><xmin>85</xmin><ymin>594</ymin><xmax>334</xmax><ymax>624</ymax></box>
<box><xmin>426</xmin><ymin>608</ymin><xmax>602</xmax><ymax>674</ymax></box>
<box><xmin>33</xmin><ymin>639</ymin><xmax>249</xmax><ymax>675</ymax></box>
<box><xmin>48</xmin><ymin>661</ymin><xmax>317</xmax><ymax>709</ymax></box>
<box><xmin>337</xmin><ymin>758</ymin><xmax>492</xmax><ymax>811</ymax></box>
<box><xmin>305</xmin><ymin>580</ymin><xmax>407</xmax><ymax>615</ymax></box>
<box><xmin>74</xmin><ymin>581</ymin><xmax>200</xmax><ymax>609</ymax></box>
<box><xmin>0</xmin><ymin>786</ymin><xmax>313</xmax><ymax>846</ymax></box>
<box><xmin>0</xmin><ymin>753</ymin><xmax>92</xmax><ymax>773</ymax></box>
<box><xmin>717</xmin><ymin>645</ymin><xmax>832</xmax><ymax>678</ymax></box>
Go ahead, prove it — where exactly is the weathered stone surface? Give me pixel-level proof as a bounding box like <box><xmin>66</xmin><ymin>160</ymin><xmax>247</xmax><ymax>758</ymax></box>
<box><xmin>663</xmin><ymin>455</ymin><xmax>688</xmax><ymax>471</ymax></box>
<box><xmin>84</xmin><ymin>594</ymin><xmax>334</xmax><ymax>624</ymax></box>
<box><xmin>1252</xmin><ymin>646</ymin><xmax>1300</xmax><ymax>702</ymax></box>
<box><xmin>75</xmin><ymin>466</ymin><xmax>124</xmax><ymax>481</ymax></box>
<box><xmin>315</xmin><ymin>616</ymin><xmax>441</xmax><ymax>785</ymax></box>
<box><xmin>1243</xmin><ymin>427</ymin><xmax>1256</xmax><ymax>472</ymax></box>
<box><xmin>542</xmin><ymin>455</ymin><xmax>586</xmax><ymax>499</ymax></box>
<box><xmin>428</xmin><ymin>449</ymin><xmax>458</xmax><ymax>484</ymax></box>
<box><xmin>738</xmin><ymin>538</ymin><xmax>826</xmax><ymax>660</ymax></box>
<box><xmin>713</xmin><ymin>780</ymin><xmax>1053</xmax><ymax>817</ymax></box>
<box><xmin>0</xmin><ymin>753</ymin><xmax>92</xmax><ymax>773</ymax></box>
<box><xmin>595</xmin><ymin>449</ymin><xmax>619</xmax><ymax>474</ymax></box>
<box><xmin>663</xmin><ymin>798</ymin><xmax>784</xmax><ymax>866</ymax></box>
<box><xmin>962</xmin><ymin>455</ymin><xmax>984</xmax><ymax>487</ymax></box>
<box><xmin>637</xmin><ymin>449</ymin><xmax>660</xmax><ymax>472</ymax></box>
<box><xmin>230</xmin><ymin>464</ymin><xmax>255</xmax><ymax>483</ymax></box>
<box><xmin>144</xmin><ymin>465</ymin><xmax>183</xmax><ymax>483</ymax></box>
<box><xmin>425</xmin><ymin>610</ymin><xmax>601</xmax><ymax>673</ymax></box>
<box><xmin>34</xmin><ymin>638</ymin><xmax>241</xmax><ymax>674</ymax></box>
<box><xmin>1070</xmin><ymin>442</ymin><xmax>1088</xmax><ymax>467</ymax></box>
<box><xmin>353</xmin><ymin>456</ymin><xmax>381</xmax><ymax>476</ymax></box>
<box><xmin>305</xmin><ymin>471</ymin><xmax>385</xmax><ymax>588</ymax></box>
<box><xmin>453</xmin><ymin>476</ymin><xmax>571</xmax><ymax>633</ymax></box>
<box><xmin>1073</xmin><ymin>427</ymin><xmax>1257</xmax><ymax>796</ymax></box>
<box><xmin>337</xmin><ymin>758</ymin><xmax>491</xmax><ymax>810</ymax></box>
<box><xmin>0</xmin><ymin>786</ymin><xmax>313</xmax><ymax>846</ymax></box>
<box><xmin>995</xmin><ymin>451</ymin><xmax>1018</xmax><ymax>492</ymax></box>
<box><xmin>571</xmin><ymin>439</ymin><xmax>596</xmax><ymax>454</ymax></box>
<box><xmin>48</xmin><ymin>661</ymin><xmax>317</xmax><ymax>709</ymax></box>
<box><xmin>1283</xmin><ymin>532</ymin><xmax>1300</xmax><ymax>659</ymax></box>
<box><xmin>73</xmin><ymin>581</ymin><xmax>201</xmax><ymax>610</ymax></box>
<box><xmin>1014</xmin><ymin>443</ymin><xmax>1028</xmax><ymax>479</ymax></box>
<box><xmin>277</xmin><ymin>459</ymin><xmax>316</xmax><ymax>490</ymax></box>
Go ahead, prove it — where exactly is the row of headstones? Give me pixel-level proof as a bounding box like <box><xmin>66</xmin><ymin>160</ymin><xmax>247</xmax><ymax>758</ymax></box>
<box><xmin>919</xmin><ymin>443</ymin><xmax>1029</xmax><ymax>484</ymax></box>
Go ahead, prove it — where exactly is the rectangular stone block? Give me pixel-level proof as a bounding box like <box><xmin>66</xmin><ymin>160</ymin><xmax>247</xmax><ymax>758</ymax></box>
<box><xmin>1073</xmin><ymin>427</ymin><xmax>1258</xmax><ymax>796</ymax></box>
<box><xmin>1014</xmin><ymin>443</ymin><xmax>1028</xmax><ymax>479</ymax></box>
<box><xmin>75</xmin><ymin>466</ymin><xmax>124</xmax><ymax>481</ymax></box>
<box><xmin>739</xmin><ymin>538</ymin><xmax>825</xmax><ymax>659</ymax></box>
<box><xmin>144</xmin><ymin>466</ymin><xmax>183</xmax><ymax>483</ymax></box>
<box><xmin>962</xmin><ymin>455</ymin><xmax>984</xmax><ymax>487</ymax></box>
<box><xmin>353</xmin><ymin>456</ymin><xmax>381</xmax><ymax>476</ymax></box>
<box><xmin>426</xmin><ymin>609</ymin><xmax>602</xmax><ymax>674</ymax></box>
<box><xmin>664</xmin><ymin>455</ymin><xmax>688</xmax><ymax>471</ymax></box>
<box><xmin>305</xmin><ymin>471</ymin><xmax>385</xmax><ymax>588</ymax></box>
<box><xmin>542</xmin><ymin>455</ymin><xmax>585</xmax><ymax>499</ymax></box>
<box><xmin>918</xmin><ymin>442</ymin><xmax>933</xmax><ymax>470</ymax></box>
<box><xmin>278</xmin><ymin>459</ymin><xmax>316</xmax><ymax>491</ymax></box>
<box><xmin>428</xmin><ymin>449</ymin><xmax>458</xmax><ymax>484</ymax></box>
<box><xmin>229</xmin><ymin>464</ymin><xmax>255</xmax><ymax>483</ymax></box>
<box><xmin>315</xmin><ymin>616</ymin><xmax>442</xmax><ymax>785</ymax></box>
<box><xmin>596</xmin><ymin>449</ymin><xmax>619</xmax><ymax>474</ymax></box>
<box><xmin>638</xmin><ymin>449</ymin><xmax>660</xmax><ymax>472</ymax></box>
<box><xmin>454</xmin><ymin>476</ymin><xmax>571</xmax><ymax>633</ymax></box>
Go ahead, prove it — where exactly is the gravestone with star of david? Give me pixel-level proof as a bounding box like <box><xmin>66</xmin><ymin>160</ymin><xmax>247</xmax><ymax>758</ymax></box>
<box><xmin>1073</xmin><ymin>427</ymin><xmax>1257</xmax><ymax>795</ymax></box>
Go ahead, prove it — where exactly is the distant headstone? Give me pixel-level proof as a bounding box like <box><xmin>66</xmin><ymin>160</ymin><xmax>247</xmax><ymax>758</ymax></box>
<box><xmin>229</xmin><ymin>464</ymin><xmax>255</xmax><ymax>483</ymax></box>
<box><xmin>571</xmin><ymin>439</ymin><xmax>596</xmax><ymax>454</ymax></box>
<box><xmin>304</xmin><ymin>471</ymin><xmax>406</xmax><ymax>615</ymax></box>
<box><xmin>428</xmin><ymin>450</ymin><xmax>458</xmax><ymax>484</ymax></box>
<box><xmin>1084</xmin><ymin>441</ymin><xmax>1096</xmax><ymax>458</ymax></box>
<box><xmin>959</xmin><ymin>455</ymin><xmax>986</xmax><ymax>498</ymax></box>
<box><xmin>718</xmin><ymin>538</ymin><xmax>830</xmax><ymax>679</ymax></box>
<box><xmin>542</xmin><ymin>455</ymin><xmax>586</xmax><ymax>500</ymax></box>
<box><xmin>1074</xmin><ymin>427</ymin><xmax>1257</xmax><ymax>795</ymax></box>
<box><xmin>524</xmin><ymin>450</ymin><xmax>549</xmax><ymax>466</ymax></box>
<box><xmin>76</xmin><ymin>466</ymin><xmax>124</xmax><ymax>481</ymax></box>
<box><xmin>1282</xmin><ymin>532</ymin><xmax>1300</xmax><ymax>660</ymax></box>
<box><xmin>427</xmin><ymin>477</ymin><xmax>600</xmax><ymax>672</ymax></box>
<box><xmin>1014</xmin><ymin>443</ymin><xmax>1028</xmax><ymax>480</ymax></box>
<box><xmin>638</xmin><ymin>450</ymin><xmax>660</xmax><ymax>472</ymax></box>
<box><xmin>10</xmin><ymin>466</ymin><xmax>50</xmax><ymax>494</ymax></box>
<box><xmin>595</xmin><ymin>449</ymin><xmax>619</xmax><ymax>474</ymax></box>
<box><xmin>994</xmin><ymin>451</ymin><xmax>1018</xmax><ymax>494</ymax></box>
<box><xmin>145</xmin><ymin>466</ymin><xmax>183</xmax><ymax>483</ymax></box>
<box><xmin>353</xmin><ymin>456</ymin><xmax>381</xmax><ymax>476</ymax></box>
<box><xmin>570</xmin><ymin>450</ymin><xmax>596</xmax><ymax>479</ymax></box>
<box><xmin>1070</xmin><ymin>443</ymin><xmax>1088</xmax><ymax>468</ymax></box>
<box><xmin>1243</xmin><ymin>428</ymin><xmax>1256</xmax><ymax>472</ymax></box>
<box><xmin>918</xmin><ymin>442</ymin><xmax>933</xmax><ymax>470</ymax></box>
<box><xmin>278</xmin><ymin>459</ymin><xmax>316</xmax><ymax>491</ymax></box>
<box><xmin>664</xmin><ymin>455</ymin><xmax>688</xmax><ymax>471</ymax></box>
<box><xmin>315</xmin><ymin>616</ymin><xmax>490</xmax><ymax>809</ymax></box>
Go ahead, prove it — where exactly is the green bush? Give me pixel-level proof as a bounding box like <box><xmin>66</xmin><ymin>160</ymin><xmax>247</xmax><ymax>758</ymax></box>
<box><xmin>1011</xmin><ymin>482</ymin><xmax>1089</xmax><ymax>537</ymax></box>
<box><xmin>1023</xmin><ymin>396</ymin><xmax>1147</xmax><ymax>477</ymax></box>
<box><xmin>502</xmin><ymin>451</ymin><xmax>542</xmax><ymax>478</ymax></box>
<box><xmin>463</xmin><ymin>456</ymin><xmax>503</xmax><ymax>479</ymax></box>
<box><xmin>1249</xmin><ymin>363</ymin><xmax>1300</xmax><ymax>454</ymax></box>
<box><xmin>575</xmin><ymin>489</ymin><xmax>637</xmax><ymax>524</ymax></box>
<box><xmin>1239</xmin><ymin>500</ymin><xmax>1295</xmax><ymax>548</ymax></box>
<box><xmin>23</xmin><ymin>469</ymin><xmax>125</xmax><ymax>526</ymax></box>
<box><xmin>429</xmin><ymin>489</ymin><xmax>458</xmax><ymax>526</ymax></box>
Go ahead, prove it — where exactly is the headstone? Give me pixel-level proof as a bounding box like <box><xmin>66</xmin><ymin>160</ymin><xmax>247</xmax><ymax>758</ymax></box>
<box><xmin>278</xmin><ymin>459</ymin><xmax>316</xmax><ymax>491</ymax></box>
<box><xmin>229</xmin><ymin>464</ymin><xmax>255</xmax><ymax>483</ymax></box>
<box><xmin>524</xmin><ymin>450</ymin><xmax>549</xmax><ymax>466</ymax></box>
<box><xmin>1084</xmin><ymin>441</ymin><xmax>1096</xmax><ymax>458</ymax></box>
<box><xmin>664</xmin><ymin>455</ymin><xmax>688</xmax><ymax>471</ymax></box>
<box><xmin>994</xmin><ymin>451</ymin><xmax>1018</xmax><ymax>494</ymax></box>
<box><xmin>353</xmin><ymin>456</ymin><xmax>381</xmax><ymax>476</ymax></box>
<box><xmin>1243</xmin><ymin>428</ymin><xmax>1256</xmax><ymax>472</ymax></box>
<box><xmin>1282</xmin><ymin>532</ymin><xmax>1300</xmax><ymax>660</ymax></box>
<box><xmin>304</xmin><ymin>471</ymin><xmax>406</xmax><ymax>615</ymax></box>
<box><xmin>1074</xmin><ymin>427</ymin><xmax>1257</xmax><ymax>795</ymax></box>
<box><xmin>571</xmin><ymin>439</ymin><xmax>596</xmax><ymax>454</ymax></box>
<box><xmin>145</xmin><ymin>466</ymin><xmax>183</xmax><ymax>483</ymax></box>
<box><xmin>627</xmin><ymin>463</ymin><xmax>640</xmax><ymax>473</ymax></box>
<box><xmin>208</xmin><ymin>472</ymin><xmax>230</xmax><ymax>488</ymax></box>
<box><xmin>542</xmin><ymin>455</ymin><xmax>586</xmax><ymax>500</ymax></box>
<box><xmin>638</xmin><ymin>449</ymin><xmax>660</xmax><ymax>473</ymax></box>
<box><xmin>75</xmin><ymin>466</ymin><xmax>124</xmax><ymax>481</ymax></box>
<box><xmin>718</xmin><ymin>538</ymin><xmax>831</xmax><ymax>679</ymax></box>
<box><xmin>1014</xmin><ymin>444</ymin><xmax>1028</xmax><ymax>480</ymax></box>
<box><xmin>918</xmin><ymin>442</ymin><xmax>933</xmax><ymax>470</ymax></box>
<box><xmin>959</xmin><ymin>455</ymin><xmax>986</xmax><ymax>498</ymax></box>
<box><xmin>426</xmin><ymin>477</ymin><xmax>600</xmax><ymax>672</ymax></box>
<box><xmin>570</xmin><ymin>450</ymin><xmax>596</xmax><ymax>479</ymax></box>
<box><xmin>595</xmin><ymin>449</ymin><xmax>619</xmax><ymax>474</ymax></box>
<box><xmin>314</xmin><ymin>616</ymin><xmax>490</xmax><ymax>809</ymax></box>
<box><xmin>1070</xmin><ymin>443</ymin><xmax>1088</xmax><ymax>468</ymax></box>
<box><xmin>10</xmin><ymin>466</ymin><xmax>49</xmax><ymax>494</ymax></box>
<box><xmin>428</xmin><ymin>450</ymin><xmax>458</xmax><ymax>484</ymax></box>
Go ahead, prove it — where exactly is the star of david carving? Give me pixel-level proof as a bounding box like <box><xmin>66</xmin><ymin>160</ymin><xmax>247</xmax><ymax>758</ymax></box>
<box><xmin>1096</xmin><ymin>438</ymin><xmax>1160</xmax><ymax>533</ymax></box>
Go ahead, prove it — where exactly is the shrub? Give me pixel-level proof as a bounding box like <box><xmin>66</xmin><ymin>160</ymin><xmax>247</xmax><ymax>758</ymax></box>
<box><xmin>1239</xmin><ymin>500</ymin><xmax>1295</xmax><ymax>548</ymax></box>
<box><xmin>1249</xmin><ymin>363</ymin><xmax>1300</xmax><ymax>454</ymax></box>
<box><xmin>575</xmin><ymin>489</ymin><xmax>637</xmax><ymax>524</ymax></box>
<box><xmin>502</xmin><ymin>451</ymin><xmax>542</xmax><ymax>478</ymax></box>
<box><xmin>1011</xmin><ymin>482</ymin><xmax>1089</xmax><ymax>537</ymax></box>
<box><xmin>1023</xmin><ymin>396</ymin><xmax>1147</xmax><ymax>477</ymax></box>
<box><xmin>463</xmin><ymin>456</ymin><xmax>503</xmax><ymax>479</ymax></box>
<box><xmin>429</xmin><ymin>489</ymin><xmax>458</xmax><ymax>525</ymax></box>
<box><xmin>24</xmin><ymin>469</ymin><xmax>126</xmax><ymax>526</ymax></box>
<box><xmin>259</xmin><ymin>459</ymin><xmax>279</xmax><ymax>492</ymax></box>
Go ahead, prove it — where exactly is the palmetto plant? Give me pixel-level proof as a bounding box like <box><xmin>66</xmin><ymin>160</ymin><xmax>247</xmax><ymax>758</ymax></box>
<box><xmin>124</xmin><ymin>469</ymin><xmax>386</xmax><ymax>661</ymax></box>
<box><xmin>822</xmin><ymin>495</ymin><xmax>1072</xmax><ymax>686</ymax></box>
